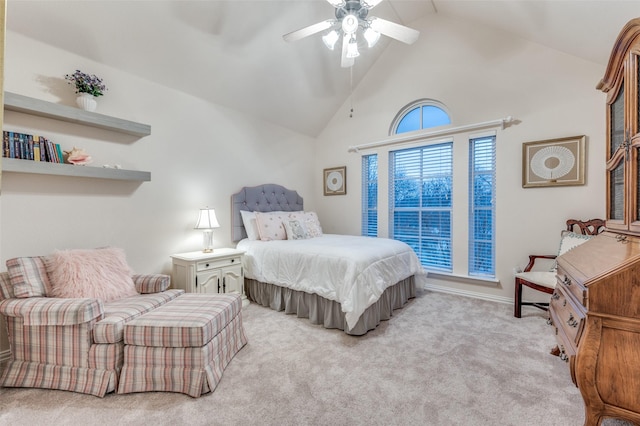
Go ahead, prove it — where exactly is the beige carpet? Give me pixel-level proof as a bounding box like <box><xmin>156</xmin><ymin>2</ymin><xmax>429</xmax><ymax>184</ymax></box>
<box><xmin>0</xmin><ymin>290</ymin><xmax>633</xmax><ymax>426</ymax></box>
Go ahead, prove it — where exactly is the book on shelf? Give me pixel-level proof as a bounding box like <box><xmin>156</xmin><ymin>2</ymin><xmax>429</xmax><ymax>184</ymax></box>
<box><xmin>32</xmin><ymin>135</ymin><xmax>41</xmax><ymax>162</ymax></box>
<box><xmin>55</xmin><ymin>143</ymin><xmax>63</xmax><ymax>164</ymax></box>
<box><xmin>3</xmin><ymin>131</ymin><xmax>10</xmax><ymax>158</ymax></box>
<box><xmin>45</xmin><ymin>138</ymin><xmax>57</xmax><ymax>163</ymax></box>
<box><xmin>8</xmin><ymin>132</ymin><xmax>14</xmax><ymax>159</ymax></box>
<box><xmin>38</xmin><ymin>136</ymin><xmax>47</xmax><ymax>161</ymax></box>
<box><xmin>2</xmin><ymin>130</ymin><xmax>64</xmax><ymax>164</ymax></box>
<box><xmin>13</xmin><ymin>132</ymin><xmax>20</xmax><ymax>159</ymax></box>
<box><xmin>26</xmin><ymin>134</ymin><xmax>34</xmax><ymax>161</ymax></box>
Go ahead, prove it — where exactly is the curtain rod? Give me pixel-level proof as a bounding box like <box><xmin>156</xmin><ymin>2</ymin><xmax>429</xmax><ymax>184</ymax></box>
<box><xmin>348</xmin><ymin>116</ymin><xmax>517</xmax><ymax>153</ymax></box>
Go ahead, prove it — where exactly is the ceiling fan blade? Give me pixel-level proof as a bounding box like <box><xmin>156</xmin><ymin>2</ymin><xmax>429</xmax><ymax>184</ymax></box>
<box><xmin>326</xmin><ymin>0</ymin><xmax>345</xmax><ymax>6</ymax></box>
<box><xmin>362</xmin><ymin>0</ymin><xmax>383</xmax><ymax>9</ymax></box>
<box><xmin>369</xmin><ymin>17</ymin><xmax>420</xmax><ymax>44</ymax></box>
<box><xmin>341</xmin><ymin>34</ymin><xmax>355</xmax><ymax>68</ymax></box>
<box><xmin>283</xmin><ymin>19</ymin><xmax>335</xmax><ymax>42</ymax></box>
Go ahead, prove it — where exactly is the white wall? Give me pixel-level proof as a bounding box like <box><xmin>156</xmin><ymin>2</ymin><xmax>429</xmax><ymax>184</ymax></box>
<box><xmin>0</xmin><ymin>32</ymin><xmax>315</xmax><ymax>355</ymax></box>
<box><xmin>313</xmin><ymin>14</ymin><xmax>606</xmax><ymax>303</ymax></box>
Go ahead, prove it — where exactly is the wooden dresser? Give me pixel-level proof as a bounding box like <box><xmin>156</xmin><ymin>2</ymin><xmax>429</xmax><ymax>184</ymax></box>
<box><xmin>549</xmin><ymin>17</ymin><xmax>640</xmax><ymax>426</ymax></box>
<box><xmin>550</xmin><ymin>231</ymin><xmax>640</xmax><ymax>425</ymax></box>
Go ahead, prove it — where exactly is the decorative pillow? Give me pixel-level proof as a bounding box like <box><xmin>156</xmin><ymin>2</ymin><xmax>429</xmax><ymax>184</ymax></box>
<box><xmin>46</xmin><ymin>247</ymin><xmax>139</xmax><ymax>302</ymax></box>
<box><xmin>240</xmin><ymin>210</ymin><xmax>260</xmax><ymax>240</ymax></box>
<box><xmin>255</xmin><ymin>211</ymin><xmax>304</xmax><ymax>241</ymax></box>
<box><xmin>558</xmin><ymin>231</ymin><xmax>592</xmax><ymax>256</ymax></box>
<box><xmin>283</xmin><ymin>219</ymin><xmax>309</xmax><ymax>240</ymax></box>
<box><xmin>549</xmin><ymin>231</ymin><xmax>593</xmax><ymax>272</ymax></box>
<box><xmin>6</xmin><ymin>256</ymin><xmax>52</xmax><ymax>298</ymax></box>
<box><xmin>304</xmin><ymin>211</ymin><xmax>323</xmax><ymax>238</ymax></box>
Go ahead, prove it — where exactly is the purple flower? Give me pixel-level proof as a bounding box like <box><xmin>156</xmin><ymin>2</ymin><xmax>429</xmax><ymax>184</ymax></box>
<box><xmin>64</xmin><ymin>70</ymin><xmax>107</xmax><ymax>97</ymax></box>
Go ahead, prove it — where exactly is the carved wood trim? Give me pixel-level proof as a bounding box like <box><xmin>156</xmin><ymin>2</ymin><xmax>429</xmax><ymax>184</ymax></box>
<box><xmin>597</xmin><ymin>18</ymin><xmax>640</xmax><ymax>93</ymax></box>
<box><xmin>565</xmin><ymin>219</ymin><xmax>606</xmax><ymax>235</ymax></box>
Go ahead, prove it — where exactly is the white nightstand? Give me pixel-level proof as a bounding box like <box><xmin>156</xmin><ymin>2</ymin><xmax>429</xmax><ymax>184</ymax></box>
<box><xmin>170</xmin><ymin>248</ymin><xmax>248</xmax><ymax>308</ymax></box>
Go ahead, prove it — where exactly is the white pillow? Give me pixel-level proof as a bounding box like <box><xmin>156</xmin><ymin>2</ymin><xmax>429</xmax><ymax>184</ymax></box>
<box><xmin>255</xmin><ymin>211</ymin><xmax>304</xmax><ymax>241</ymax></box>
<box><xmin>240</xmin><ymin>210</ymin><xmax>260</xmax><ymax>240</ymax></box>
<box><xmin>283</xmin><ymin>219</ymin><xmax>308</xmax><ymax>240</ymax></box>
<box><xmin>304</xmin><ymin>211</ymin><xmax>323</xmax><ymax>238</ymax></box>
<box><xmin>558</xmin><ymin>231</ymin><xmax>592</xmax><ymax>256</ymax></box>
<box><xmin>550</xmin><ymin>230</ymin><xmax>593</xmax><ymax>272</ymax></box>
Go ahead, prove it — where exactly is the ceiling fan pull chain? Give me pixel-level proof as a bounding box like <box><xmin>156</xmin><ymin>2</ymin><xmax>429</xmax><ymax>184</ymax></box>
<box><xmin>349</xmin><ymin>65</ymin><xmax>354</xmax><ymax>118</ymax></box>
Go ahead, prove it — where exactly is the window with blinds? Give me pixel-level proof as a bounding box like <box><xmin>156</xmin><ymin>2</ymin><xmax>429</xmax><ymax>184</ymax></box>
<box><xmin>469</xmin><ymin>136</ymin><xmax>496</xmax><ymax>277</ymax></box>
<box><xmin>362</xmin><ymin>154</ymin><xmax>378</xmax><ymax>236</ymax></box>
<box><xmin>390</xmin><ymin>142</ymin><xmax>453</xmax><ymax>271</ymax></box>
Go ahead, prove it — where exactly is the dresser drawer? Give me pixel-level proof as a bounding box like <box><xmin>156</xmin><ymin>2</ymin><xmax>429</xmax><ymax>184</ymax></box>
<box><xmin>196</xmin><ymin>255</ymin><xmax>242</xmax><ymax>272</ymax></box>
<box><xmin>550</xmin><ymin>284</ymin><xmax>586</xmax><ymax>347</ymax></box>
<box><xmin>550</xmin><ymin>308</ymin><xmax>579</xmax><ymax>386</ymax></box>
<box><xmin>555</xmin><ymin>265</ymin><xmax>587</xmax><ymax>306</ymax></box>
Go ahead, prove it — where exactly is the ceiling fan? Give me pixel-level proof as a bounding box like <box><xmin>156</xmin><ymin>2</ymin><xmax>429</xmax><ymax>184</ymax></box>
<box><xmin>283</xmin><ymin>0</ymin><xmax>420</xmax><ymax>68</ymax></box>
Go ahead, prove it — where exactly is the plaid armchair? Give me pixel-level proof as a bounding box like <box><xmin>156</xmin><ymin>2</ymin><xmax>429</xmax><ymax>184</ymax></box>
<box><xmin>0</xmin><ymin>256</ymin><xmax>184</xmax><ymax>397</ymax></box>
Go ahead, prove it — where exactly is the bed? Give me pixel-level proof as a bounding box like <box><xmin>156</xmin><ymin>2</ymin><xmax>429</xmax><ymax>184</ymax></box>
<box><xmin>232</xmin><ymin>184</ymin><xmax>426</xmax><ymax>336</ymax></box>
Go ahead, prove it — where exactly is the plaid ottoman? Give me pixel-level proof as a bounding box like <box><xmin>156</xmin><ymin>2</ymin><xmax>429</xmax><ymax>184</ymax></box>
<box><xmin>117</xmin><ymin>293</ymin><xmax>247</xmax><ymax>397</ymax></box>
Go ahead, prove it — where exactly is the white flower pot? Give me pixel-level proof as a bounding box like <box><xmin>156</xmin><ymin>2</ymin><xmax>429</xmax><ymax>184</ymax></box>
<box><xmin>76</xmin><ymin>93</ymin><xmax>97</xmax><ymax>112</ymax></box>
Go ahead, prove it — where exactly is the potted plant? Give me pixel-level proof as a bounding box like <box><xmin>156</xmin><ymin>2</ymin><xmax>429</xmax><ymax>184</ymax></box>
<box><xmin>65</xmin><ymin>70</ymin><xmax>107</xmax><ymax>111</ymax></box>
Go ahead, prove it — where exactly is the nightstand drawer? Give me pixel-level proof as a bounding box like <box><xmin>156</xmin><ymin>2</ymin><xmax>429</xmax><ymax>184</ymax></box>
<box><xmin>196</xmin><ymin>256</ymin><xmax>241</xmax><ymax>272</ymax></box>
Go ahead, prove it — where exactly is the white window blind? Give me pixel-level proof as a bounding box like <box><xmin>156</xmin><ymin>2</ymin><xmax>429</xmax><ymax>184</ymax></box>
<box><xmin>469</xmin><ymin>135</ymin><xmax>496</xmax><ymax>276</ymax></box>
<box><xmin>390</xmin><ymin>142</ymin><xmax>453</xmax><ymax>271</ymax></box>
<box><xmin>362</xmin><ymin>154</ymin><xmax>378</xmax><ymax>236</ymax></box>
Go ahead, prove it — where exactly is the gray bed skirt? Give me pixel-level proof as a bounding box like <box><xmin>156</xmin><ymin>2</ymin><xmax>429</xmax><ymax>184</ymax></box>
<box><xmin>244</xmin><ymin>276</ymin><xmax>416</xmax><ymax>336</ymax></box>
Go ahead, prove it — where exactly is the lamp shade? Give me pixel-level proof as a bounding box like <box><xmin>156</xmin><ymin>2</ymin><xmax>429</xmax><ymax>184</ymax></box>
<box><xmin>194</xmin><ymin>208</ymin><xmax>220</xmax><ymax>229</ymax></box>
<box><xmin>364</xmin><ymin>27</ymin><xmax>380</xmax><ymax>48</ymax></box>
<box><xmin>346</xmin><ymin>35</ymin><xmax>360</xmax><ymax>58</ymax></box>
<box><xmin>322</xmin><ymin>30</ymin><xmax>339</xmax><ymax>50</ymax></box>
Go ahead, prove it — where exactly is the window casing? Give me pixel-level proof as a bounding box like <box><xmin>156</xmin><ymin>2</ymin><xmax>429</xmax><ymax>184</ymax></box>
<box><xmin>469</xmin><ymin>136</ymin><xmax>496</xmax><ymax>277</ymax></box>
<box><xmin>389</xmin><ymin>143</ymin><xmax>453</xmax><ymax>271</ymax></box>
<box><xmin>362</xmin><ymin>154</ymin><xmax>378</xmax><ymax>236</ymax></box>
<box><xmin>362</xmin><ymin>99</ymin><xmax>497</xmax><ymax>278</ymax></box>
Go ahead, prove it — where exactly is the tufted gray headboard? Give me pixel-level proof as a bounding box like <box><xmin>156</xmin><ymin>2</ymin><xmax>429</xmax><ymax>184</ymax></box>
<box><xmin>231</xmin><ymin>184</ymin><xmax>304</xmax><ymax>242</ymax></box>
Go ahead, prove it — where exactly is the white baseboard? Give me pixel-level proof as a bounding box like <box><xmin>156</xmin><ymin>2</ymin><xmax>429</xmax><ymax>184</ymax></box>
<box><xmin>424</xmin><ymin>282</ymin><xmax>512</xmax><ymax>305</ymax></box>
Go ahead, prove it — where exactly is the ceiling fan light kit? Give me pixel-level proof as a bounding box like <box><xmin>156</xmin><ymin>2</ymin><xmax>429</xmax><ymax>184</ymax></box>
<box><xmin>283</xmin><ymin>0</ymin><xmax>420</xmax><ymax>68</ymax></box>
<box><xmin>363</xmin><ymin>27</ymin><xmax>381</xmax><ymax>48</ymax></box>
<box><xmin>346</xmin><ymin>35</ymin><xmax>360</xmax><ymax>58</ymax></box>
<box><xmin>322</xmin><ymin>30</ymin><xmax>340</xmax><ymax>50</ymax></box>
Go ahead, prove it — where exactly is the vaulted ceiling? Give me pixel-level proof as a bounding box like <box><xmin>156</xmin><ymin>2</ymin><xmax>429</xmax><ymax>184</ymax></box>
<box><xmin>5</xmin><ymin>1</ymin><xmax>639</xmax><ymax>137</ymax></box>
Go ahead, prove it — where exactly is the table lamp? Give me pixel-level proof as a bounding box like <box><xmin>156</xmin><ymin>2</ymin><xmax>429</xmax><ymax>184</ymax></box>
<box><xmin>194</xmin><ymin>207</ymin><xmax>220</xmax><ymax>253</ymax></box>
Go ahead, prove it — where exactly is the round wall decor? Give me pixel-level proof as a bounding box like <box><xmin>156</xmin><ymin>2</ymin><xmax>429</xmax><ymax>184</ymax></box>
<box><xmin>323</xmin><ymin>166</ymin><xmax>347</xmax><ymax>195</ymax></box>
<box><xmin>522</xmin><ymin>135</ymin><xmax>586</xmax><ymax>188</ymax></box>
<box><xmin>529</xmin><ymin>146</ymin><xmax>575</xmax><ymax>180</ymax></box>
<box><xmin>326</xmin><ymin>171</ymin><xmax>343</xmax><ymax>191</ymax></box>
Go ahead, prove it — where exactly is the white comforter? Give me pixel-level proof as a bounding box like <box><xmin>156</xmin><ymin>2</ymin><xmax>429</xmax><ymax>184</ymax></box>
<box><xmin>237</xmin><ymin>234</ymin><xmax>426</xmax><ymax>330</ymax></box>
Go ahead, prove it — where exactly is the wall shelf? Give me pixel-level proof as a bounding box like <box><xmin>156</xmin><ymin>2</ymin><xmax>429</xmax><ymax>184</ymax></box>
<box><xmin>4</xmin><ymin>92</ymin><xmax>151</xmax><ymax>137</ymax></box>
<box><xmin>2</xmin><ymin>158</ymin><xmax>151</xmax><ymax>181</ymax></box>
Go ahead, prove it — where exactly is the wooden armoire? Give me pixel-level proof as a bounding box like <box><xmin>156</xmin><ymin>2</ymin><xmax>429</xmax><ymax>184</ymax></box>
<box><xmin>548</xmin><ymin>18</ymin><xmax>640</xmax><ymax>426</ymax></box>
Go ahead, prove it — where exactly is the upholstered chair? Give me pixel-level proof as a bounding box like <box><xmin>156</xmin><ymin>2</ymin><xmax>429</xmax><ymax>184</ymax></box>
<box><xmin>0</xmin><ymin>248</ymin><xmax>183</xmax><ymax>396</ymax></box>
<box><xmin>513</xmin><ymin>219</ymin><xmax>605</xmax><ymax>318</ymax></box>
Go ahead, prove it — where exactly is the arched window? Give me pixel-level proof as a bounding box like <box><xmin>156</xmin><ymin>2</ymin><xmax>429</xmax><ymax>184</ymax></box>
<box><xmin>362</xmin><ymin>98</ymin><xmax>496</xmax><ymax>277</ymax></box>
<box><xmin>390</xmin><ymin>99</ymin><xmax>451</xmax><ymax>135</ymax></box>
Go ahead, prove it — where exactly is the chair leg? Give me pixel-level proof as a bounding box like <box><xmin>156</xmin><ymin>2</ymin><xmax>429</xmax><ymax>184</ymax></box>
<box><xmin>514</xmin><ymin>279</ymin><xmax>522</xmax><ymax>318</ymax></box>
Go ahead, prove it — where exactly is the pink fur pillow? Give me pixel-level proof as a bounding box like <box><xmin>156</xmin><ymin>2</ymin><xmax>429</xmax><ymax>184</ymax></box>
<box><xmin>46</xmin><ymin>247</ymin><xmax>139</xmax><ymax>302</ymax></box>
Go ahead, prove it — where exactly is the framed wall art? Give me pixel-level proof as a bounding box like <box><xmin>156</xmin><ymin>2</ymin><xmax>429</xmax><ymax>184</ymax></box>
<box><xmin>522</xmin><ymin>135</ymin><xmax>586</xmax><ymax>188</ymax></box>
<box><xmin>323</xmin><ymin>166</ymin><xmax>346</xmax><ymax>196</ymax></box>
